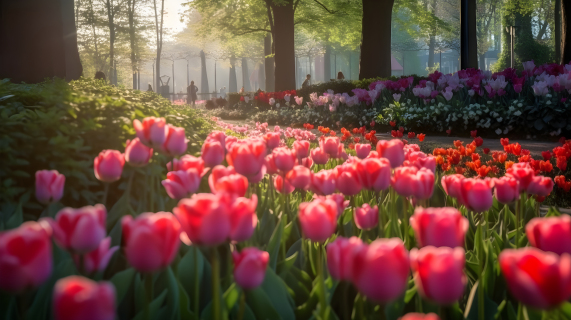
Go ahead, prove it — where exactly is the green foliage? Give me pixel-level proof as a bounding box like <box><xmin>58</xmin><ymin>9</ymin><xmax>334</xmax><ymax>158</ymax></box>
<box><xmin>0</xmin><ymin>78</ymin><xmax>212</xmax><ymax>217</ymax></box>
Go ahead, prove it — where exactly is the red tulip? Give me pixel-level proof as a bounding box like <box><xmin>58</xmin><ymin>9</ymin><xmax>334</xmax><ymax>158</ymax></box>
<box><xmin>473</xmin><ymin>136</ymin><xmax>483</xmax><ymax>147</ymax></box>
<box><xmin>49</xmin><ymin>205</ymin><xmax>106</xmax><ymax>254</ymax></box>
<box><xmin>53</xmin><ymin>276</ymin><xmax>116</xmax><ymax>320</ymax></box>
<box><xmin>335</xmin><ymin>162</ymin><xmax>363</xmax><ymax>196</ymax></box>
<box><xmin>298</xmin><ymin>156</ymin><xmax>314</xmax><ymax>169</ymax></box>
<box><xmin>298</xmin><ymin>198</ymin><xmax>338</xmax><ymax>242</ymax></box>
<box><xmin>527</xmin><ymin>176</ymin><xmax>554</xmax><ymax>197</ymax></box>
<box><xmin>358</xmin><ymin>158</ymin><xmax>391</xmax><ymax>192</ymax></box>
<box><xmin>274</xmin><ymin>175</ymin><xmax>295</xmax><ymax>194</ymax></box>
<box><xmin>175</xmin><ymin>193</ymin><xmax>231</xmax><ymax>246</ymax></box>
<box><xmin>133</xmin><ymin>117</ymin><xmax>167</xmax><ymax>148</ymax></box>
<box><xmin>470</xmin><ymin>130</ymin><xmax>477</xmax><ymax>138</ymax></box>
<box><xmin>229</xmin><ymin>195</ymin><xmax>258</xmax><ymax>242</ymax></box>
<box><xmin>406</xmin><ymin>152</ymin><xmax>436</xmax><ymax>174</ymax></box>
<box><xmin>264</xmin><ymin>154</ymin><xmax>279</xmax><ymax>175</ymax></box>
<box><xmin>400</xmin><ymin>313</ymin><xmax>441</xmax><ymax>320</ymax></box>
<box><xmin>506</xmin><ymin>162</ymin><xmax>535</xmax><ymax>192</ymax></box>
<box><xmin>318</xmin><ymin>194</ymin><xmax>349</xmax><ymax>218</ymax></box>
<box><xmin>311</xmin><ymin>170</ymin><xmax>336</xmax><ymax>195</ymax></box>
<box><xmin>492</xmin><ymin>176</ymin><xmax>520</xmax><ymax>204</ymax></box>
<box><xmin>355</xmin><ymin>143</ymin><xmax>372</xmax><ymax>159</ymax></box>
<box><xmin>458</xmin><ymin>178</ymin><xmax>493</xmax><ymax>212</ymax></box>
<box><xmin>311</xmin><ymin>147</ymin><xmax>330</xmax><ymax>165</ymax></box>
<box><xmin>167</xmin><ymin>155</ymin><xmax>207</xmax><ymax>177</ymax></box>
<box><xmin>201</xmin><ymin>139</ymin><xmax>225</xmax><ymax>168</ymax></box>
<box><xmin>410</xmin><ymin>246</ymin><xmax>466</xmax><ymax>305</ymax></box>
<box><xmin>377</xmin><ymin>139</ymin><xmax>405</xmax><ymax>168</ymax></box>
<box><xmin>293</xmin><ymin>140</ymin><xmax>310</xmax><ymax>159</ymax></box>
<box><xmin>208</xmin><ymin>165</ymin><xmax>236</xmax><ymax>190</ymax></box>
<box><xmin>526</xmin><ymin>215</ymin><xmax>571</xmax><ymax>256</ymax></box>
<box><xmin>272</xmin><ymin>147</ymin><xmax>297</xmax><ymax>173</ymax></box>
<box><xmin>441</xmin><ymin>174</ymin><xmax>464</xmax><ymax>200</ymax></box>
<box><xmin>326</xmin><ymin>237</ymin><xmax>365</xmax><ymax>281</ymax></box>
<box><xmin>410</xmin><ymin>207</ymin><xmax>468</xmax><ymax>248</ymax></box>
<box><xmin>73</xmin><ymin>237</ymin><xmax>118</xmax><ymax>275</ymax></box>
<box><xmin>264</xmin><ymin>132</ymin><xmax>281</xmax><ymax>150</ymax></box>
<box><xmin>212</xmin><ymin>173</ymin><xmax>248</xmax><ymax>198</ymax></box>
<box><xmin>499</xmin><ymin>248</ymin><xmax>571</xmax><ymax>309</ymax></box>
<box><xmin>354</xmin><ymin>204</ymin><xmax>379</xmax><ymax>230</ymax></box>
<box><xmin>286</xmin><ymin>165</ymin><xmax>311</xmax><ymax>190</ymax></box>
<box><xmin>225</xmin><ymin>135</ymin><xmax>237</xmax><ymax>152</ymax></box>
<box><xmin>391</xmin><ymin>167</ymin><xmax>434</xmax><ymax>200</ymax></box>
<box><xmin>226</xmin><ymin>139</ymin><xmax>267</xmax><ymax>178</ymax></box>
<box><xmin>121</xmin><ymin>212</ymin><xmax>181</xmax><ymax>273</ymax></box>
<box><xmin>321</xmin><ymin>137</ymin><xmax>340</xmax><ymax>157</ymax></box>
<box><xmin>162</xmin><ymin>169</ymin><xmax>201</xmax><ymax>199</ymax></box>
<box><xmin>351</xmin><ymin>238</ymin><xmax>409</xmax><ymax>303</ymax></box>
<box><xmin>542</xmin><ymin>151</ymin><xmax>552</xmax><ymax>161</ymax></box>
<box><xmin>0</xmin><ymin>221</ymin><xmax>52</xmax><ymax>293</ymax></box>
<box><xmin>232</xmin><ymin>248</ymin><xmax>269</xmax><ymax>289</ymax></box>
<box><xmin>124</xmin><ymin>138</ymin><xmax>153</xmax><ymax>167</ymax></box>
<box><xmin>557</xmin><ymin>156</ymin><xmax>568</xmax><ymax>171</ymax></box>
<box><xmin>94</xmin><ymin>150</ymin><xmax>124</xmax><ymax>182</ymax></box>
<box><xmin>36</xmin><ymin>170</ymin><xmax>65</xmax><ymax>205</ymax></box>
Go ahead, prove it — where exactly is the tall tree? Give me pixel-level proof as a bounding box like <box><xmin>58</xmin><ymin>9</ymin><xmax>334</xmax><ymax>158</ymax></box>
<box><xmin>104</xmin><ymin>0</ymin><xmax>119</xmax><ymax>84</ymax></box>
<box><xmin>153</xmin><ymin>0</ymin><xmax>165</xmax><ymax>92</ymax></box>
<box><xmin>359</xmin><ymin>0</ymin><xmax>394</xmax><ymax>79</ymax></box>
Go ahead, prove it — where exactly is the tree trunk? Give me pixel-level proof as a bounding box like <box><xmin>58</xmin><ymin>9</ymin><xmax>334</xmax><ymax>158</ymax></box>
<box><xmin>128</xmin><ymin>0</ymin><xmax>137</xmax><ymax>89</ymax></box>
<box><xmin>562</xmin><ymin>0</ymin><xmax>571</xmax><ymax>64</ymax></box>
<box><xmin>324</xmin><ymin>45</ymin><xmax>331</xmax><ymax>81</ymax></box>
<box><xmin>460</xmin><ymin>0</ymin><xmax>478</xmax><ymax>69</ymax></box>
<box><xmin>154</xmin><ymin>0</ymin><xmax>164</xmax><ymax>93</ymax></box>
<box><xmin>556</xmin><ymin>0</ymin><xmax>561</xmax><ymax>62</ymax></box>
<box><xmin>359</xmin><ymin>0</ymin><xmax>394</xmax><ymax>80</ymax></box>
<box><xmin>271</xmin><ymin>0</ymin><xmax>296</xmax><ymax>91</ymax></box>
<box><xmin>241</xmin><ymin>57</ymin><xmax>251</xmax><ymax>91</ymax></box>
<box><xmin>229</xmin><ymin>57</ymin><xmax>238</xmax><ymax>93</ymax></box>
<box><xmin>0</xmin><ymin>0</ymin><xmax>82</xmax><ymax>83</ymax></box>
<box><xmin>264</xmin><ymin>33</ymin><xmax>275</xmax><ymax>92</ymax></box>
<box><xmin>105</xmin><ymin>0</ymin><xmax>115</xmax><ymax>84</ymax></box>
<box><xmin>428</xmin><ymin>36</ymin><xmax>436</xmax><ymax>68</ymax></box>
<box><xmin>479</xmin><ymin>53</ymin><xmax>486</xmax><ymax>70</ymax></box>
<box><xmin>258</xmin><ymin>61</ymin><xmax>265</xmax><ymax>91</ymax></box>
<box><xmin>200</xmin><ymin>50</ymin><xmax>209</xmax><ymax>94</ymax></box>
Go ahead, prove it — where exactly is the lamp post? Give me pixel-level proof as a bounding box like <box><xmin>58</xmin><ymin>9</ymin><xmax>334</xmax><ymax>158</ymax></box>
<box><xmin>505</xmin><ymin>25</ymin><xmax>518</xmax><ymax>68</ymax></box>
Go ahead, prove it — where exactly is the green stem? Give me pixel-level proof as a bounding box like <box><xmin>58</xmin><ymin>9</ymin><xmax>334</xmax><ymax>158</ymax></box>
<box><xmin>102</xmin><ymin>182</ymin><xmax>110</xmax><ymax>207</ymax></box>
<box><xmin>503</xmin><ymin>204</ymin><xmax>509</xmax><ymax>249</ymax></box>
<box><xmin>343</xmin><ymin>282</ymin><xmax>350</xmax><ymax>320</ymax></box>
<box><xmin>237</xmin><ymin>290</ymin><xmax>246</xmax><ymax>320</ymax></box>
<box><xmin>377</xmin><ymin>192</ymin><xmax>384</xmax><ymax>238</ymax></box>
<box><xmin>477</xmin><ymin>213</ymin><xmax>485</xmax><ymax>320</ymax></box>
<box><xmin>149</xmin><ymin>174</ymin><xmax>155</xmax><ymax>212</ymax></box>
<box><xmin>515</xmin><ymin>195</ymin><xmax>522</xmax><ymax>248</ymax></box>
<box><xmin>439</xmin><ymin>305</ymin><xmax>447</xmax><ymax>320</ymax></box>
<box><xmin>211</xmin><ymin>247</ymin><xmax>221</xmax><ymax>320</ymax></box>
<box><xmin>77</xmin><ymin>254</ymin><xmax>85</xmax><ymax>276</ymax></box>
<box><xmin>517</xmin><ymin>303</ymin><xmax>522</xmax><ymax>320</ymax></box>
<box><xmin>402</xmin><ymin>197</ymin><xmax>409</xmax><ymax>249</ymax></box>
<box><xmin>144</xmin><ymin>273</ymin><xmax>154</xmax><ymax>320</ymax></box>
<box><xmin>316</xmin><ymin>243</ymin><xmax>328</xmax><ymax>320</ymax></box>
<box><xmin>416</xmin><ymin>292</ymin><xmax>423</xmax><ymax>313</ymax></box>
<box><xmin>18</xmin><ymin>293</ymin><xmax>27</xmax><ymax>320</ymax></box>
<box><xmin>193</xmin><ymin>246</ymin><xmax>200</xmax><ymax>320</ymax></box>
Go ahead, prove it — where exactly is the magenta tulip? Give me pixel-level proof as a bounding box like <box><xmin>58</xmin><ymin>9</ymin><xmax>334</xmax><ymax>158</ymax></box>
<box><xmin>391</xmin><ymin>167</ymin><xmax>434</xmax><ymax>200</ymax></box>
<box><xmin>321</xmin><ymin>137</ymin><xmax>340</xmax><ymax>157</ymax></box>
<box><xmin>526</xmin><ymin>215</ymin><xmax>571</xmax><ymax>255</ymax></box>
<box><xmin>326</xmin><ymin>237</ymin><xmax>365</xmax><ymax>281</ymax></box>
<box><xmin>354</xmin><ymin>203</ymin><xmax>379</xmax><ymax>230</ymax></box>
<box><xmin>335</xmin><ymin>162</ymin><xmax>363</xmax><ymax>196</ymax></box>
<box><xmin>226</xmin><ymin>139</ymin><xmax>266</xmax><ymax>178</ymax></box>
<box><xmin>401</xmin><ymin>313</ymin><xmax>441</xmax><ymax>320</ymax></box>
<box><xmin>492</xmin><ymin>176</ymin><xmax>520</xmax><ymax>204</ymax></box>
<box><xmin>274</xmin><ymin>175</ymin><xmax>295</xmax><ymax>194</ymax></box>
<box><xmin>168</xmin><ymin>155</ymin><xmax>207</xmax><ymax>176</ymax></box>
<box><xmin>229</xmin><ymin>195</ymin><xmax>258</xmax><ymax>242</ymax></box>
<box><xmin>73</xmin><ymin>237</ymin><xmax>118</xmax><ymax>275</ymax></box>
<box><xmin>358</xmin><ymin>157</ymin><xmax>391</xmax><ymax>192</ymax></box>
<box><xmin>124</xmin><ymin>138</ymin><xmax>153</xmax><ymax>167</ymax></box>
<box><xmin>133</xmin><ymin>117</ymin><xmax>167</xmax><ymax>148</ymax></box>
<box><xmin>161</xmin><ymin>169</ymin><xmax>201</xmax><ymax>200</ymax></box>
<box><xmin>506</xmin><ymin>162</ymin><xmax>535</xmax><ymax>192</ymax></box>
<box><xmin>377</xmin><ymin>139</ymin><xmax>405</xmax><ymax>168</ymax></box>
<box><xmin>458</xmin><ymin>178</ymin><xmax>493</xmax><ymax>212</ymax></box>
<box><xmin>48</xmin><ymin>205</ymin><xmax>107</xmax><ymax>254</ymax></box>
<box><xmin>299</xmin><ymin>198</ymin><xmax>338</xmax><ymax>242</ymax></box>
<box><xmin>201</xmin><ymin>139</ymin><xmax>225</xmax><ymax>168</ymax></box>
<box><xmin>232</xmin><ymin>248</ymin><xmax>269</xmax><ymax>289</ymax></box>
<box><xmin>410</xmin><ymin>207</ymin><xmax>468</xmax><ymax>248</ymax></box>
<box><xmin>441</xmin><ymin>174</ymin><xmax>464</xmax><ymax>200</ymax></box>
<box><xmin>264</xmin><ymin>132</ymin><xmax>281</xmax><ymax>150</ymax></box>
<box><xmin>272</xmin><ymin>147</ymin><xmax>297</xmax><ymax>173</ymax></box>
<box><xmin>527</xmin><ymin>176</ymin><xmax>554</xmax><ymax>197</ymax></box>
<box><xmin>94</xmin><ymin>150</ymin><xmax>124</xmax><ymax>182</ymax></box>
<box><xmin>293</xmin><ymin>140</ymin><xmax>310</xmax><ymax>159</ymax></box>
<box><xmin>35</xmin><ymin>170</ymin><xmax>65</xmax><ymax>204</ymax></box>
<box><xmin>53</xmin><ymin>276</ymin><xmax>116</xmax><ymax>320</ymax></box>
<box><xmin>286</xmin><ymin>165</ymin><xmax>311</xmax><ymax>190</ymax></box>
<box><xmin>311</xmin><ymin>170</ymin><xmax>336</xmax><ymax>195</ymax></box>
<box><xmin>355</xmin><ymin>143</ymin><xmax>372</xmax><ymax>159</ymax></box>
<box><xmin>311</xmin><ymin>147</ymin><xmax>330</xmax><ymax>165</ymax></box>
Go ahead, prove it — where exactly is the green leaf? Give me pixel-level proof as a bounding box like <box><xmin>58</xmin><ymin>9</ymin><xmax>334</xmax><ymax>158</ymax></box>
<box><xmin>277</xmin><ymin>252</ymin><xmax>299</xmax><ymax>280</ymax></box>
<box><xmin>384</xmin><ymin>294</ymin><xmax>406</xmax><ymax>320</ymax></box>
<box><xmin>109</xmin><ymin>267</ymin><xmax>136</xmax><ymax>305</ymax></box>
<box><xmin>246</xmin><ymin>288</ymin><xmax>282</xmax><ymax>320</ymax></box>
<box><xmin>132</xmin><ymin>289</ymin><xmax>168</xmax><ymax>320</ymax></box>
<box><xmin>261</xmin><ymin>269</ymin><xmax>296</xmax><ymax>320</ymax></box>
<box><xmin>154</xmin><ymin>267</ymin><xmax>180</xmax><ymax>320</ymax></box>
<box><xmin>267</xmin><ymin>216</ymin><xmax>285</xmax><ymax>271</ymax></box>
<box><xmin>465</xmin><ymin>281</ymin><xmax>499</xmax><ymax>320</ymax></box>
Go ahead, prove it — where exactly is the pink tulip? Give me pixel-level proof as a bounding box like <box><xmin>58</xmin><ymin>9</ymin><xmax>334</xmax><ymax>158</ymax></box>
<box><xmin>351</xmin><ymin>238</ymin><xmax>410</xmax><ymax>303</ymax></box>
<box><xmin>311</xmin><ymin>170</ymin><xmax>336</xmax><ymax>195</ymax></box>
<box><xmin>121</xmin><ymin>212</ymin><xmax>181</xmax><ymax>273</ymax></box>
<box><xmin>391</xmin><ymin>167</ymin><xmax>434</xmax><ymax>200</ymax></box>
<box><xmin>264</xmin><ymin>132</ymin><xmax>281</xmax><ymax>150</ymax></box>
<box><xmin>265</xmin><ymin>154</ymin><xmax>279</xmax><ymax>175</ymax></box>
<box><xmin>406</xmin><ymin>152</ymin><xmax>437</xmax><ymax>174</ymax></box>
<box><xmin>272</xmin><ymin>147</ymin><xmax>297</xmax><ymax>173</ymax></box>
<box><xmin>94</xmin><ymin>150</ymin><xmax>124</xmax><ymax>182</ymax></box>
<box><xmin>201</xmin><ymin>139</ymin><xmax>225</xmax><ymax>168</ymax></box>
<box><xmin>401</xmin><ymin>313</ymin><xmax>441</xmax><ymax>320</ymax></box>
<box><xmin>133</xmin><ymin>117</ymin><xmax>167</xmax><ymax>148</ymax></box>
<box><xmin>326</xmin><ymin>237</ymin><xmax>365</xmax><ymax>281</ymax></box>
<box><xmin>335</xmin><ymin>162</ymin><xmax>363</xmax><ymax>196</ymax></box>
<box><xmin>124</xmin><ymin>138</ymin><xmax>153</xmax><ymax>167</ymax></box>
<box><xmin>410</xmin><ymin>246</ymin><xmax>467</xmax><ymax>305</ymax></box>
<box><xmin>358</xmin><ymin>158</ymin><xmax>391</xmax><ymax>192</ymax></box>
<box><xmin>174</xmin><ymin>193</ymin><xmax>231</xmax><ymax>246</ymax></box>
<box><xmin>293</xmin><ymin>140</ymin><xmax>310</xmax><ymax>159</ymax></box>
<box><xmin>441</xmin><ymin>174</ymin><xmax>465</xmax><ymax>200</ymax></box>
<box><xmin>410</xmin><ymin>207</ymin><xmax>468</xmax><ymax>248</ymax></box>
<box><xmin>338</xmin><ymin>144</ymin><xmax>348</xmax><ymax>160</ymax></box>
<box><xmin>208</xmin><ymin>165</ymin><xmax>236</xmax><ymax>191</ymax></box>
<box><xmin>526</xmin><ymin>215</ymin><xmax>571</xmax><ymax>255</ymax></box>
<box><xmin>354</xmin><ymin>204</ymin><xmax>379</xmax><ymax>230</ymax></box>
<box><xmin>311</xmin><ymin>147</ymin><xmax>330</xmax><ymax>165</ymax></box>
<box><xmin>247</xmin><ymin>165</ymin><xmax>267</xmax><ymax>184</ymax></box>
<box><xmin>298</xmin><ymin>156</ymin><xmax>314</xmax><ymax>169</ymax></box>
<box><xmin>377</xmin><ymin>139</ymin><xmax>405</xmax><ymax>168</ymax></box>
<box><xmin>225</xmin><ymin>135</ymin><xmax>237</xmax><ymax>152</ymax></box>
<box><xmin>226</xmin><ymin>139</ymin><xmax>267</xmax><ymax>178</ymax></box>
<box><xmin>492</xmin><ymin>176</ymin><xmax>520</xmax><ymax>204</ymax></box>
<box><xmin>458</xmin><ymin>178</ymin><xmax>493</xmax><ymax>212</ymax></box>
<box><xmin>159</xmin><ymin>125</ymin><xmax>187</xmax><ymax>156</ymax></box>
<box><xmin>229</xmin><ymin>195</ymin><xmax>258</xmax><ymax>242</ymax></box>
<box><xmin>48</xmin><ymin>205</ymin><xmax>106</xmax><ymax>254</ymax></box>
<box><xmin>274</xmin><ymin>175</ymin><xmax>295</xmax><ymax>194</ymax></box>
<box><xmin>298</xmin><ymin>198</ymin><xmax>338</xmax><ymax>242</ymax></box>
<box><xmin>167</xmin><ymin>155</ymin><xmax>207</xmax><ymax>177</ymax></box>
<box><xmin>506</xmin><ymin>162</ymin><xmax>535</xmax><ymax>192</ymax></box>
<box><xmin>212</xmin><ymin>173</ymin><xmax>248</xmax><ymax>197</ymax></box>
<box><xmin>355</xmin><ymin>143</ymin><xmax>372</xmax><ymax>159</ymax></box>
<box><xmin>527</xmin><ymin>176</ymin><xmax>554</xmax><ymax>197</ymax></box>
<box><xmin>321</xmin><ymin>137</ymin><xmax>340</xmax><ymax>157</ymax></box>
<box><xmin>53</xmin><ymin>276</ymin><xmax>116</xmax><ymax>320</ymax></box>
<box><xmin>0</xmin><ymin>221</ymin><xmax>52</xmax><ymax>293</ymax></box>
<box><xmin>316</xmin><ymin>194</ymin><xmax>349</xmax><ymax>218</ymax></box>
<box><xmin>499</xmin><ymin>248</ymin><xmax>571</xmax><ymax>309</ymax></box>
<box><xmin>207</xmin><ymin>131</ymin><xmax>226</xmax><ymax>147</ymax></box>
<box><xmin>368</xmin><ymin>150</ymin><xmax>379</xmax><ymax>158</ymax></box>
<box><xmin>73</xmin><ymin>237</ymin><xmax>118</xmax><ymax>274</ymax></box>
<box><xmin>36</xmin><ymin>170</ymin><xmax>65</xmax><ymax>204</ymax></box>
<box><xmin>232</xmin><ymin>248</ymin><xmax>269</xmax><ymax>289</ymax></box>
<box><xmin>286</xmin><ymin>165</ymin><xmax>311</xmax><ymax>190</ymax></box>
<box><xmin>162</xmin><ymin>169</ymin><xmax>201</xmax><ymax>199</ymax></box>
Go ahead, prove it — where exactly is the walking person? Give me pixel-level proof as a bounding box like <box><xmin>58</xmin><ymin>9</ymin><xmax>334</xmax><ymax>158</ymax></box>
<box><xmin>187</xmin><ymin>81</ymin><xmax>198</xmax><ymax>107</ymax></box>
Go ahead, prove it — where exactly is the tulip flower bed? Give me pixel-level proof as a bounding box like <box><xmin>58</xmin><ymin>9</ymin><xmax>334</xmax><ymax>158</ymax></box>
<box><xmin>3</xmin><ymin>109</ymin><xmax>571</xmax><ymax>320</ymax></box>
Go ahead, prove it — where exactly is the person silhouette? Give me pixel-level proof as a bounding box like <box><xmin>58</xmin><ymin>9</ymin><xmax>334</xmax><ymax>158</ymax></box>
<box><xmin>302</xmin><ymin>74</ymin><xmax>311</xmax><ymax>88</ymax></box>
<box><xmin>187</xmin><ymin>81</ymin><xmax>198</xmax><ymax>106</ymax></box>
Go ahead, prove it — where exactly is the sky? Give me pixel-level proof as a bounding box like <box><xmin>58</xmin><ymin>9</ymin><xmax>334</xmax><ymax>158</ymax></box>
<box><xmin>163</xmin><ymin>0</ymin><xmax>188</xmax><ymax>36</ymax></box>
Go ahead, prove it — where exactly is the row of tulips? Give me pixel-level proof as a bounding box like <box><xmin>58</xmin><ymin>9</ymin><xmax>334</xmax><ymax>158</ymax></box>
<box><xmin>2</xmin><ymin>114</ymin><xmax>571</xmax><ymax>320</ymax></box>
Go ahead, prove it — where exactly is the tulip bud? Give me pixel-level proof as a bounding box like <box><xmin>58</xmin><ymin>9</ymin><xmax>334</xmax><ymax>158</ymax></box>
<box><xmin>162</xmin><ymin>169</ymin><xmax>201</xmax><ymax>200</ymax></box>
<box><xmin>527</xmin><ymin>176</ymin><xmax>554</xmax><ymax>197</ymax></box>
<box><xmin>458</xmin><ymin>178</ymin><xmax>493</xmax><ymax>212</ymax></box>
<box><xmin>286</xmin><ymin>165</ymin><xmax>311</xmax><ymax>190</ymax></box>
<box><xmin>321</xmin><ymin>137</ymin><xmax>340</xmax><ymax>158</ymax></box>
<box><xmin>73</xmin><ymin>237</ymin><xmax>118</xmax><ymax>275</ymax></box>
<box><xmin>311</xmin><ymin>147</ymin><xmax>330</xmax><ymax>165</ymax></box>
<box><xmin>94</xmin><ymin>150</ymin><xmax>124</xmax><ymax>182</ymax></box>
<box><xmin>354</xmin><ymin>204</ymin><xmax>379</xmax><ymax>230</ymax></box>
<box><xmin>293</xmin><ymin>140</ymin><xmax>310</xmax><ymax>159</ymax></box>
<box><xmin>311</xmin><ymin>170</ymin><xmax>336</xmax><ymax>195</ymax></box>
<box><xmin>272</xmin><ymin>147</ymin><xmax>297</xmax><ymax>173</ymax></box>
<box><xmin>492</xmin><ymin>176</ymin><xmax>520</xmax><ymax>204</ymax></box>
<box><xmin>506</xmin><ymin>162</ymin><xmax>535</xmax><ymax>192</ymax></box>
<box><xmin>265</xmin><ymin>154</ymin><xmax>279</xmax><ymax>175</ymax></box>
<box><xmin>499</xmin><ymin>248</ymin><xmax>571</xmax><ymax>309</ymax></box>
<box><xmin>0</xmin><ymin>221</ymin><xmax>52</xmax><ymax>293</ymax></box>
<box><xmin>358</xmin><ymin>158</ymin><xmax>391</xmax><ymax>192</ymax></box>
<box><xmin>232</xmin><ymin>248</ymin><xmax>269</xmax><ymax>289</ymax></box>
<box><xmin>326</xmin><ymin>237</ymin><xmax>365</xmax><ymax>281</ymax></box>
<box><xmin>53</xmin><ymin>276</ymin><xmax>116</xmax><ymax>320</ymax></box>
<box><xmin>335</xmin><ymin>162</ymin><xmax>363</xmax><ymax>196</ymax></box>
<box><xmin>274</xmin><ymin>175</ymin><xmax>295</xmax><ymax>194</ymax></box>
<box><xmin>35</xmin><ymin>170</ymin><xmax>65</xmax><ymax>205</ymax></box>
<box><xmin>201</xmin><ymin>139</ymin><xmax>225</xmax><ymax>168</ymax></box>
<box><xmin>410</xmin><ymin>246</ymin><xmax>467</xmax><ymax>305</ymax></box>
<box><xmin>48</xmin><ymin>205</ymin><xmax>107</xmax><ymax>254</ymax></box>
<box><xmin>121</xmin><ymin>212</ymin><xmax>181</xmax><ymax>273</ymax></box>
<box><xmin>526</xmin><ymin>215</ymin><xmax>571</xmax><ymax>256</ymax></box>
<box><xmin>299</xmin><ymin>199</ymin><xmax>338</xmax><ymax>242</ymax></box>
<box><xmin>229</xmin><ymin>195</ymin><xmax>258</xmax><ymax>242</ymax></box>
<box><xmin>391</xmin><ymin>167</ymin><xmax>434</xmax><ymax>200</ymax></box>
<box><xmin>124</xmin><ymin>138</ymin><xmax>153</xmax><ymax>167</ymax></box>
<box><xmin>355</xmin><ymin>143</ymin><xmax>372</xmax><ymax>159</ymax></box>
<box><xmin>441</xmin><ymin>174</ymin><xmax>464</xmax><ymax>200</ymax></box>
<box><xmin>133</xmin><ymin>117</ymin><xmax>167</xmax><ymax>148</ymax></box>
<box><xmin>377</xmin><ymin>139</ymin><xmax>405</xmax><ymax>168</ymax></box>
<box><xmin>401</xmin><ymin>313</ymin><xmax>441</xmax><ymax>320</ymax></box>
<box><xmin>167</xmin><ymin>155</ymin><xmax>207</xmax><ymax>177</ymax></box>
<box><xmin>410</xmin><ymin>207</ymin><xmax>468</xmax><ymax>248</ymax></box>
<box><xmin>264</xmin><ymin>132</ymin><xmax>281</xmax><ymax>150</ymax></box>
<box><xmin>226</xmin><ymin>139</ymin><xmax>266</xmax><ymax>178</ymax></box>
